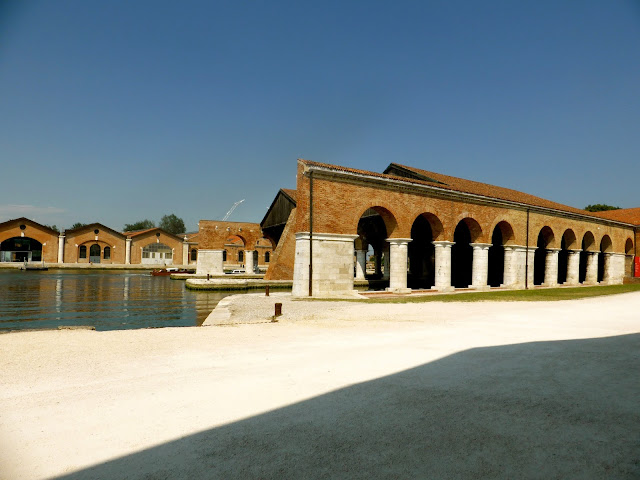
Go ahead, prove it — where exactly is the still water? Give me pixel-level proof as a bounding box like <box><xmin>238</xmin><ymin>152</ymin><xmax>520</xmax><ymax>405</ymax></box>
<box><xmin>0</xmin><ymin>269</ymin><xmax>230</xmax><ymax>331</ymax></box>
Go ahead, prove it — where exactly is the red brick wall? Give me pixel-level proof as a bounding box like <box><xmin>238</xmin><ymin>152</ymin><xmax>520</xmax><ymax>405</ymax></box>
<box><xmin>0</xmin><ymin>220</ymin><xmax>59</xmax><ymax>262</ymax></box>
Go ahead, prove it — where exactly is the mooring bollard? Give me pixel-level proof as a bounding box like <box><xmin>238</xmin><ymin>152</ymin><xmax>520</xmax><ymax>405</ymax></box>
<box><xmin>274</xmin><ymin>303</ymin><xmax>282</xmax><ymax>317</ymax></box>
<box><xmin>265</xmin><ymin>285</ymin><xmax>270</xmax><ymax>296</ymax></box>
<box><xmin>207</xmin><ymin>273</ymin><xmax>210</xmax><ymax>281</ymax></box>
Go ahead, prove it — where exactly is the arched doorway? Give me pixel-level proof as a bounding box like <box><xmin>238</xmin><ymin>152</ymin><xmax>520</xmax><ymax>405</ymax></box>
<box><xmin>451</xmin><ymin>218</ymin><xmax>481</xmax><ymax>288</ymax></box>
<box><xmin>533</xmin><ymin>227</ymin><xmax>554</xmax><ymax>286</ymax></box>
<box><xmin>598</xmin><ymin>235</ymin><xmax>612</xmax><ymax>282</ymax></box>
<box><xmin>625</xmin><ymin>238</ymin><xmax>634</xmax><ymax>277</ymax></box>
<box><xmin>0</xmin><ymin>237</ymin><xmax>43</xmax><ymax>262</ymax></box>
<box><xmin>408</xmin><ymin>213</ymin><xmax>442</xmax><ymax>289</ymax></box>
<box><xmin>89</xmin><ymin>244</ymin><xmax>101</xmax><ymax>263</ymax></box>
<box><xmin>579</xmin><ymin>232</ymin><xmax>595</xmax><ymax>283</ymax></box>
<box><xmin>560</xmin><ymin>229</ymin><xmax>577</xmax><ymax>284</ymax></box>
<box><xmin>357</xmin><ymin>207</ymin><xmax>393</xmax><ymax>284</ymax></box>
<box><xmin>488</xmin><ymin>221</ymin><xmax>514</xmax><ymax>287</ymax></box>
<box><xmin>141</xmin><ymin>243</ymin><xmax>173</xmax><ymax>265</ymax></box>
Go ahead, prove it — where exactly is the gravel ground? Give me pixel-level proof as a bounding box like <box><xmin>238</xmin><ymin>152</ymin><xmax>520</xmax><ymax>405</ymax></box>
<box><xmin>1</xmin><ymin>291</ymin><xmax>639</xmax><ymax>479</ymax></box>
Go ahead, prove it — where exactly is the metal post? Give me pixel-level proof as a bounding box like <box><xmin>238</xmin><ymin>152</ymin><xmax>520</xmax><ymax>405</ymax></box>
<box><xmin>525</xmin><ymin>208</ymin><xmax>530</xmax><ymax>289</ymax></box>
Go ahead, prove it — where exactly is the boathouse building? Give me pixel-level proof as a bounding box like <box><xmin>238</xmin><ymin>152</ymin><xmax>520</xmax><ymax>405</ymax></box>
<box><xmin>261</xmin><ymin>159</ymin><xmax>636</xmax><ymax>297</ymax></box>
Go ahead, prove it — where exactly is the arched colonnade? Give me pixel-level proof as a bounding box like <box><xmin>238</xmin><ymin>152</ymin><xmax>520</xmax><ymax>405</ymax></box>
<box><xmin>354</xmin><ymin>207</ymin><xmax>632</xmax><ymax>292</ymax></box>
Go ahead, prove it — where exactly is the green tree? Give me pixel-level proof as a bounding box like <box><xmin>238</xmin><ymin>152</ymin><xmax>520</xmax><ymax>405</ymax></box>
<box><xmin>123</xmin><ymin>219</ymin><xmax>156</xmax><ymax>232</ymax></box>
<box><xmin>44</xmin><ymin>224</ymin><xmax>59</xmax><ymax>233</ymax></box>
<box><xmin>70</xmin><ymin>222</ymin><xmax>87</xmax><ymax>229</ymax></box>
<box><xmin>159</xmin><ymin>214</ymin><xmax>186</xmax><ymax>235</ymax></box>
<box><xmin>584</xmin><ymin>204</ymin><xmax>621</xmax><ymax>212</ymax></box>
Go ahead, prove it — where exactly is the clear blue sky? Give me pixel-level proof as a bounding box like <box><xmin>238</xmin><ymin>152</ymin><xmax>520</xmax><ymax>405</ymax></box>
<box><xmin>1</xmin><ymin>0</ymin><xmax>639</xmax><ymax>232</ymax></box>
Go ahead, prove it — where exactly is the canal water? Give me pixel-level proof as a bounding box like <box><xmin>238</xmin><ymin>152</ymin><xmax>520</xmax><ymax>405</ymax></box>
<box><xmin>0</xmin><ymin>269</ymin><xmax>230</xmax><ymax>331</ymax></box>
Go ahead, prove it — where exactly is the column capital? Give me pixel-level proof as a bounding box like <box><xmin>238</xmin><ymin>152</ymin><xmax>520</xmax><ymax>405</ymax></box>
<box><xmin>504</xmin><ymin>245</ymin><xmax>534</xmax><ymax>252</ymax></box>
<box><xmin>568</xmin><ymin>248</ymin><xmax>582</xmax><ymax>254</ymax></box>
<box><xmin>386</xmin><ymin>238</ymin><xmax>412</xmax><ymax>245</ymax></box>
<box><xmin>295</xmin><ymin>232</ymin><xmax>359</xmax><ymax>242</ymax></box>
<box><xmin>432</xmin><ymin>240</ymin><xmax>455</xmax><ymax>247</ymax></box>
<box><xmin>470</xmin><ymin>243</ymin><xmax>492</xmax><ymax>249</ymax></box>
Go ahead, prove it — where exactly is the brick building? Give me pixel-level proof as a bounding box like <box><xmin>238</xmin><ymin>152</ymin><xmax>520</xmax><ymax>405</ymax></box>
<box><xmin>261</xmin><ymin>159</ymin><xmax>636</xmax><ymax>297</ymax></box>
<box><xmin>0</xmin><ymin>218</ymin><xmax>199</xmax><ymax>266</ymax></box>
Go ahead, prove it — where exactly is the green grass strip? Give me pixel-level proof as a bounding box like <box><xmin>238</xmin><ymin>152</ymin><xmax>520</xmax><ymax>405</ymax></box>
<box><xmin>302</xmin><ymin>283</ymin><xmax>640</xmax><ymax>303</ymax></box>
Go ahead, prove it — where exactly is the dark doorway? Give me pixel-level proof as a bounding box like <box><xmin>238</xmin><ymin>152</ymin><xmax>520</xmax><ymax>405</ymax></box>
<box><xmin>408</xmin><ymin>216</ymin><xmax>434</xmax><ymax>289</ymax></box>
<box><xmin>451</xmin><ymin>222</ymin><xmax>472</xmax><ymax>288</ymax></box>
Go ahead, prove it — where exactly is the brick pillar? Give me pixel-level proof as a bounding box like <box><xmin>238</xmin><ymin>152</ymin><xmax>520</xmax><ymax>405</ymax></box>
<box><xmin>386</xmin><ymin>238</ymin><xmax>411</xmax><ymax>293</ymax></box>
<box><xmin>433</xmin><ymin>241</ymin><xmax>454</xmax><ymax>291</ymax></box>
<box><xmin>196</xmin><ymin>250</ymin><xmax>224</xmax><ymax>275</ymax></box>
<box><xmin>543</xmin><ymin>248</ymin><xmax>561</xmax><ymax>287</ymax></box>
<box><xmin>584</xmin><ymin>251</ymin><xmax>598</xmax><ymax>284</ymax></box>
<box><xmin>355</xmin><ymin>249</ymin><xmax>367</xmax><ymax>280</ymax></box>
<box><xmin>470</xmin><ymin>243</ymin><xmax>491</xmax><ymax>289</ymax></box>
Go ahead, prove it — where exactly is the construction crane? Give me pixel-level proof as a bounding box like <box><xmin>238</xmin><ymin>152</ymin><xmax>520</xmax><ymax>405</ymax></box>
<box><xmin>222</xmin><ymin>199</ymin><xmax>245</xmax><ymax>221</ymax></box>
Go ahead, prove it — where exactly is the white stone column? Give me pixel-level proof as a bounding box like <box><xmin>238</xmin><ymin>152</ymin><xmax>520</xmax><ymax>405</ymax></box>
<box><xmin>386</xmin><ymin>238</ymin><xmax>412</xmax><ymax>293</ymax></box>
<box><xmin>57</xmin><ymin>234</ymin><xmax>65</xmax><ymax>263</ymax></box>
<box><xmin>433</xmin><ymin>241</ymin><xmax>454</xmax><ymax>291</ymax></box>
<box><xmin>196</xmin><ymin>249</ymin><xmax>224</xmax><ymax>276</ymax></box>
<box><xmin>526</xmin><ymin>248</ymin><xmax>536</xmax><ymax>288</ymax></box>
<box><xmin>584</xmin><ymin>251</ymin><xmax>599</xmax><ymax>284</ymax></box>
<box><xmin>382</xmin><ymin>245</ymin><xmax>390</xmax><ymax>281</ymax></box>
<box><xmin>503</xmin><ymin>245</ymin><xmax>530</xmax><ymax>289</ymax></box>
<box><xmin>292</xmin><ymin>232</ymin><xmax>359</xmax><ymax>298</ymax></box>
<box><xmin>470</xmin><ymin>243</ymin><xmax>491</xmax><ymax>290</ymax></box>
<box><xmin>182</xmin><ymin>240</ymin><xmax>189</xmax><ymax>265</ymax></box>
<box><xmin>565</xmin><ymin>249</ymin><xmax>581</xmax><ymax>285</ymax></box>
<box><xmin>244</xmin><ymin>250</ymin><xmax>255</xmax><ymax>274</ymax></box>
<box><xmin>124</xmin><ymin>238</ymin><xmax>132</xmax><ymax>265</ymax></box>
<box><xmin>355</xmin><ymin>249</ymin><xmax>367</xmax><ymax>280</ymax></box>
<box><xmin>543</xmin><ymin>248</ymin><xmax>561</xmax><ymax>287</ymax></box>
<box><xmin>606</xmin><ymin>253</ymin><xmax>626</xmax><ymax>285</ymax></box>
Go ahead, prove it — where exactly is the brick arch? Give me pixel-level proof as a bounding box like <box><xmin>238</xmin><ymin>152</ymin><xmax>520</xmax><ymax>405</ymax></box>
<box><xmin>537</xmin><ymin>226</ymin><xmax>557</xmax><ymax>248</ymax></box>
<box><xmin>413</xmin><ymin>212</ymin><xmax>444</xmax><ymax>241</ymax></box>
<box><xmin>451</xmin><ymin>216</ymin><xmax>483</xmax><ymax>243</ymax></box>
<box><xmin>625</xmin><ymin>238</ymin><xmax>634</xmax><ymax>255</ymax></box>
<box><xmin>226</xmin><ymin>234</ymin><xmax>247</xmax><ymax>247</ymax></box>
<box><xmin>355</xmin><ymin>206</ymin><xmax>398</xmax><ymax>239</ymax></box>
<box><xmin>562</xmin><ymin>229</ymin><xmax>578</xmax><ymax>250</ymax></box>
<box><xmin>582</xmin><ymin>231</ymin><xmax>597</xmax><ymax>252</ymax></box>
<box><xmin>490</xmin><ymin>220</ymin><xmax>516</xmax><ymax>246</ymax></box>
<box><xmin>599</xmin><ymin>235</ymin><xmax>613</xmax><ymax>253</ymax></box>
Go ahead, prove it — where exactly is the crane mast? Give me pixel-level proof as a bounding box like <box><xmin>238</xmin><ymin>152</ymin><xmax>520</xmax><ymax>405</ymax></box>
<box><xmin>222</xmin><ymin>199</ymin><xmax>245</xmax><ymax>221</ymax></box>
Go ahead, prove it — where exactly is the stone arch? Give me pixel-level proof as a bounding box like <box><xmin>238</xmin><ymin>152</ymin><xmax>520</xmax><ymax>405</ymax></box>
<box><xmin>356</xmin><ymin>206</ymin><xmax>397</xmax><ymax>282</ymax></box>
<box><xmin>598</xmin><ymin>235</ymin><xmax>613</xmax><ymax>282</ymax></box>
<box><xmin>533</xmin><ymin>227</ymin><xmax>555</xmax><ymax>285</ymax></box>
<box><xmin>408</xmin><ymin>213</ymin><xmax>443</xmax><ymax>289</ymax></box>
<box><xmin>451</xmin><ymin>218</ymin><xmax>480</xmax><ymax>288</ymax></box>
<box><xmin>579</xmin><ymin>231</ymin><xmax>596</xmax><ymax>283</ymax></box>
<box><xmin>625</xmin><ymin>238</ymin><xmax>634</xmax><ymax>255</ymax></box>
<box><xmin>451</xmin><ymin>216</ymin><xmax>483</xmax><ymax>243</ymax></box>
<box><xmin>487</xmin><ymin>222</ymin><xmax>514</xmax><ymax>288</ymax></box>
<box><xmin>562</xmin><ymin>229</ymin><xmax>578</xmax><ymax>250</ymax></box>
<box><xmin>0</xmin><ymin>236</ymin><xmax>43</xmax><ymax>262</ymax></box>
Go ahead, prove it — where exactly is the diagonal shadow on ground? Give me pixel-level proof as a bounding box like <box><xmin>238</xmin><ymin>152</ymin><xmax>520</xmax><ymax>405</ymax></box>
<box><xmin>54</xmin><ymin>334</ymin><xmax>640</xmax><ymax>480</ymax></box>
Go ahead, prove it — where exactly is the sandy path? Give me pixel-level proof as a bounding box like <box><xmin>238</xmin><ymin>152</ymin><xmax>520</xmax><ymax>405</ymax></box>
<box><xmin>1</xmin><ymin>292</ymin><xmax>639</xmax><ymax>479</ymax></box>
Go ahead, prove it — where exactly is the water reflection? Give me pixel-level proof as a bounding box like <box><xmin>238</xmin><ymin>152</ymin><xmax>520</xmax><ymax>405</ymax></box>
<box><xmin>0</xmin><ymin>270</ymin><xmax>231</xmax><ymax>331</ymax></box>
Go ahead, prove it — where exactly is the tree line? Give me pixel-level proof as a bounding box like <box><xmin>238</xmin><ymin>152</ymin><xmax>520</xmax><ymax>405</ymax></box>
<box><xmin>44</xmin><ymin>214</ymin><xmax>187</xmax><ymax>236</ymax></box>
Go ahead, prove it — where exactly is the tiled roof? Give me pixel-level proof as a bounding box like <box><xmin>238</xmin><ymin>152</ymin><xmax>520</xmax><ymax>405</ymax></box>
<box><xmin>124</xmin><ymin>228</ymin><xmax>157</xmax><ymax>237</ymax></box>
<box><xmin>300</xmin><ymin>159</ymin><xmax>631</xmax><ymax>223</ymax></box>
<box><xmin>592</xmin><ymin>208</ymin><xmax>640</xmax><ymax>225</ymax></box>
<box><xmin>281</xmin><ymin>188</ymin><xmax>297</xmax><ymax>203</ymax></box>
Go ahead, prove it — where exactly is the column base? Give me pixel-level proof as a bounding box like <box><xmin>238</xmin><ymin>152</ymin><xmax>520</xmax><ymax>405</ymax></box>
<box><xmin>386</xmin><ymin>287</ymin><xmax>412</xmax><ymax>294</ymax></box>
<box><xmin>541</xmin><ymin>282</ymin><xmax>558</xmax><ymax>288</ymax></box>
<box><xmin>471</xmin><ymin>285</ymin><xmax>491</xmax><ymax>291</ymax></box>
<box><xmin>433</xmin><ymin>286</ymin><xmax>455</xmax><ymax>292</ymax></box>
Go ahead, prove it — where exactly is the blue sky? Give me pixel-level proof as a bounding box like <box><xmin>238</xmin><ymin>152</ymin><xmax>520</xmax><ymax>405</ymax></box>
<box><xmin>1</xmin><ymin>0</ymin><xmax>639</xmax><ymax>232</ymax></box>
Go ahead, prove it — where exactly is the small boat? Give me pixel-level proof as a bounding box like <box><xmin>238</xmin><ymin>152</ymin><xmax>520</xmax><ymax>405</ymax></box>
<box><xmin>151</xmin><ymin>268</ymin><xmax>195</xmax><ymax>276</ymax></box>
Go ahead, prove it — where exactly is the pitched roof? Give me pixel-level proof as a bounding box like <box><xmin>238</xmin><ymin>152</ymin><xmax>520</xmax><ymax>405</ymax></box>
<box><xmin>281</xmin><ymin>188</ymin><xmax>297</xmax><ymax>203</ymax></box>
<box><xmin>300</xmin><ymin>159</ymin><xmax>632</xmax><ymax>224</ymax></box>
<box><xmin>591</xmin><ymin>208</ymin><xmax>640</xmax><ymax>226</ymax></box>
<box><xmin>64</xmin><ymin>222</ymin><xmax>126</xmax><ymax>238</ymax></box>
<box><xmin>124</xmin><ymin>227</ymin><xmax>184</xmax><ymax>240</ymax></box>
<box><xmin>0</xmin><ymin>217</ymin><xmax>60</xmax><ymax>235</ymax></box>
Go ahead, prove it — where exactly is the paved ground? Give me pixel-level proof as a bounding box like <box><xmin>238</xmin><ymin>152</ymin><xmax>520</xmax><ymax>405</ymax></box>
<box><xmin>1</xmin><ymin>292</ymin><xmax>639</xmax><ymax>479</ymax></box>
